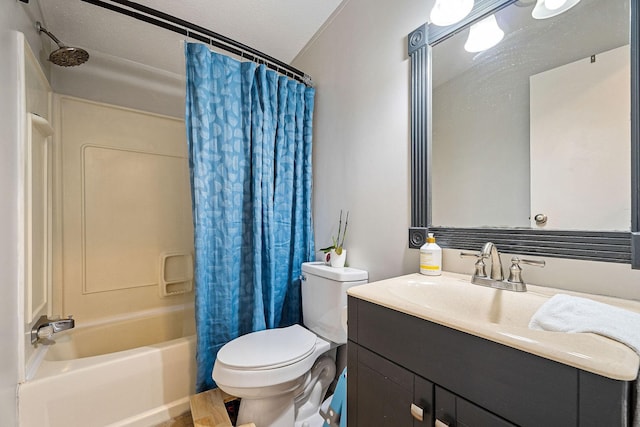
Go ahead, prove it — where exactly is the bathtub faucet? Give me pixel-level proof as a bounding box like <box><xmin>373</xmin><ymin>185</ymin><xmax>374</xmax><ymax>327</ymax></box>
<box><xmin>31</xmin><ymin>314</ymin><xmax>75</xmax><ymax>344</ymax></box>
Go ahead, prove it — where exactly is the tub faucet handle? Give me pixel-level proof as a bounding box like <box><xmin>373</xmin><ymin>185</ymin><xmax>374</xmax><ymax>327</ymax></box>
<box><xmin>37</xmin><ymin>325</ymin><xmax>54</xmax><ymax>340</ymax></box>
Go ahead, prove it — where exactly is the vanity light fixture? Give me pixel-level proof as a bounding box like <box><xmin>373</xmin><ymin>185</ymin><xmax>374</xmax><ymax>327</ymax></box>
<box><xmin>430</xmin><ymin>0</ymin><xmax>474</xmax><ymax>26</ymax></box>
<box><xmin>464</xmin><ymin>14</ymin><xmax>505</xmax><ymax>53</ymax></box>
<box><xmin>532</xmin><ymin>0</ymin><xmax>581</xmax><ymax>19</ymax></box>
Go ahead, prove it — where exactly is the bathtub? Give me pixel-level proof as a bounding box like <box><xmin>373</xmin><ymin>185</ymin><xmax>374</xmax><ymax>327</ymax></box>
<box><xmin>18</xmin><ymin>304</ymin><xmax>196</xmax><ymax>427</ymax></box>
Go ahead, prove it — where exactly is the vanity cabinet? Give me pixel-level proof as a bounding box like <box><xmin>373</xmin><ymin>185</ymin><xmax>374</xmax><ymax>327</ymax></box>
<box><xmin>352</xmin><ymin>342</ymin><xmax>433</xmax><ymax>426</ymax></box>
<box><xmin>347</xmin><ymin>297</ymin><xmax>632</xmax><ymax>427</ymax></box>
<box><xmin>434</xmin><ymin>385</ymin><xmax>517</xmax><ymax>427</ymax></box>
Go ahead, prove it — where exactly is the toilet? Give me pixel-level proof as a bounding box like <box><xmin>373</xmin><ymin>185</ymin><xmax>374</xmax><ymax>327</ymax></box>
<box><xmin>212</xmin><ymin>261</ymin><xmax>368</xmax><ymax>427</ymax></box>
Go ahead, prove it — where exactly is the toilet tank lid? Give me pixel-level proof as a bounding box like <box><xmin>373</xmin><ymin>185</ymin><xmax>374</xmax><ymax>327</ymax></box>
<box><xmin>302</xmin><ymin>262</ymin><xmax>368</xmax><ymax>281</ymax></box>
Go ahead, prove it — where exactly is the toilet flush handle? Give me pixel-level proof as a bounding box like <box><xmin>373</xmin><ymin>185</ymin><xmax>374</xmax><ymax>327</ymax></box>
<box><xmin>300</xmin><ymin>274</ymin><xmax>307</xmax><ymax>282</ymax></box>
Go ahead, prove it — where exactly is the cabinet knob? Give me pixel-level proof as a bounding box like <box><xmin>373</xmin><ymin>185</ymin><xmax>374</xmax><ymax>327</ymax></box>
<box><xmin>435</xmin><ymin>419</ymin><xmax>450</xmax><ymax>427</ymax></box>
<box><xmin>410</xmin><ymin>403</ymin><xmax>424</xmax><ymax>422</ymax></box>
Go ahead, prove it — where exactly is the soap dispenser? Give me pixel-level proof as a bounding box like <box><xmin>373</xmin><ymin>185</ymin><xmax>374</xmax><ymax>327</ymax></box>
<box><xmin>420</xmin><ymin>233</ymin><xmax>442</xmax><ymax>276</ymax></box>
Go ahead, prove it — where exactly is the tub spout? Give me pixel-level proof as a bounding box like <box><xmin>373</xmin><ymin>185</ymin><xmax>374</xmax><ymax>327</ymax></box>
<box><xmin>31</xmin><ymin>315</ymin><xmax>75</xmax><ymax>344</ymax></box>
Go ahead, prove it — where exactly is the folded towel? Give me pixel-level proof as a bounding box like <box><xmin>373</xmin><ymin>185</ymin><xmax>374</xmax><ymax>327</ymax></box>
<box><xmin>529</xmin><ymin>294</ymin><xmax>640</xmax><ymax>426</ymax></box>
<box><xmin>322</xmin><ymin>368</ymin><xmax>347</xmax><ymax>427</ymax></box>
<box><xmin>529</xmin><ymin>294</ymin><xmax>640</xmax><ymax>352</ymax></box>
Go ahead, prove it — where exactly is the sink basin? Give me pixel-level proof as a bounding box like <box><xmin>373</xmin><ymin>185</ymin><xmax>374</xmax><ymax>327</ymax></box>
<box><xmin>347</xmin><ymin>272</ymin><xmax>640</xmax><ymax>380</ymax></box>
<box><xmin>386</xmin><ymin>275</ymin><xmax>549</xmax><ymax>327</ymax></box>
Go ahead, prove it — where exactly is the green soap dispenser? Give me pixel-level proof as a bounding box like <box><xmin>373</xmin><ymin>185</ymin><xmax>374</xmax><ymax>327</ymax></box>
<box><xmin>420</xmin><ymin>233</ymin><xmax>442</xmax><ymax>276</ymax></box>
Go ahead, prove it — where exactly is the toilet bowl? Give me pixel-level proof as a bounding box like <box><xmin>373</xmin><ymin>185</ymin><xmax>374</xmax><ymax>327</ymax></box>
<box><xmin>212</xmin><ymin>262</ymin><xmax>368</xmax><ymax>427</ymax></box>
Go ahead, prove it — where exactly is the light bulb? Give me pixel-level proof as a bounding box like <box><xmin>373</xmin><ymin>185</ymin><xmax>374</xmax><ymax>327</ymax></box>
<box><xmin>532</xmin><ymin>0</ymin><xmax>581</xmax><ymax>19</ymax></box>
<box><xmin>545</xmin><ymin>0</ymin><xmax>567</xmax><ymax>10</ymax></box>
<box><xmin>464</xmin><ymin>15</ymin><xmax>504</xmax><ymax>53</ymax></box>
<box><xmin>430</xmin><ymin>0</ymin><xmax>474</xmax><ymax>27</ymax></box>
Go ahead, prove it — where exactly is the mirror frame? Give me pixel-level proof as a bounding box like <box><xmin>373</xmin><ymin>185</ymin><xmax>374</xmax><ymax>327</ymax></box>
<box><xmin>407</xmin><ymin>0</ymin><xmax>640</xmax><ymax>268</ymax></box>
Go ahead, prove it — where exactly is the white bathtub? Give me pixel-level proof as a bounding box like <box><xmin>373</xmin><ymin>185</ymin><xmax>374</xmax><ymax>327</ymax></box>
<box><xmin>18</xmin><ymin>305</ymin><xmax>196</xmax><ymax>427</ymax></box>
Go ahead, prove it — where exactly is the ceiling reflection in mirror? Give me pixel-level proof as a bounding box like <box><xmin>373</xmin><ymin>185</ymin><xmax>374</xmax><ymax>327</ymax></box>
<box><xmin>430</xmin><ymin>0</ymin><xmax>630</xmax><ymax>231</ymax></box>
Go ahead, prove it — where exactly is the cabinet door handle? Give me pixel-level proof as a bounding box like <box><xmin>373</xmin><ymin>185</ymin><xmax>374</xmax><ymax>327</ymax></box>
<box><xmin>410</xmin><ymin>403</ymin><xmax>424</xmax><ymax>422</ymax></box>
<box><xmin>435</xmin><ymin>419</ymin><xmax>450</xmax><ymax>427</ymax></box>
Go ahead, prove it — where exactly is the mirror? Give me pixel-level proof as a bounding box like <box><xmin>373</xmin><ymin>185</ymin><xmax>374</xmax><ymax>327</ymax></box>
<box><xmin>431</xmin><ymin>0</ymin><xmax>630</xmax><ymax>231</ymax></box>
<box><xmin>407</xmin><ymin>0</ymin><xmax>640</xmax><ymax>266</ymax></box>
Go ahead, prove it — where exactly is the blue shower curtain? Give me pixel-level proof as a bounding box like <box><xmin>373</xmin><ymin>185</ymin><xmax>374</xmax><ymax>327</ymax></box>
<box><xmin>184</xmin><ymin>43</ymin><xmax>315</xmax><ymax>392</ymax></box>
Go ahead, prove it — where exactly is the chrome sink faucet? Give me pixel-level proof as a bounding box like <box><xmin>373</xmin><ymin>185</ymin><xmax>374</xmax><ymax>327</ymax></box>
<box><xmin>31</xmin><ymin>314</ymin><xmax>75</xmax><ymax>344</ymax></box>
<box><xmin>481</xmin><ymin>242</ymin><xmax>503</xmax><ymax>281</ymax></box>
<box><xmin>460</xmin><ymin>242</ymin><xmax>545</xmax><ymax>292</ymax></box>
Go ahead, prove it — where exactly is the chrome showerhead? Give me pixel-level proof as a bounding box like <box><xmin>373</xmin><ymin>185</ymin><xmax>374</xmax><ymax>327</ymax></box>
<box><xmin>48</xmin><ymin>46</ymin><xmax>90</xmax><ymax>67</ymax></box>
<box><xmin>36</xmin><ymin>21</ymin><xmax>89</xmax><ymax>67</ymax></box>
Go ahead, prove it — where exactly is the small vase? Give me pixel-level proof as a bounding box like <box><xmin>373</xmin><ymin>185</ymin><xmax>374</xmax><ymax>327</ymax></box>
<box><xmin>329</xmin><ymin>248</ymin><xmax>347</xmax><ymax>268</ymax></box>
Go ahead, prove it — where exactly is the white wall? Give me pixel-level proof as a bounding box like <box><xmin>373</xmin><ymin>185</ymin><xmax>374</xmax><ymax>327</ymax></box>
<box><xmin>293</xmin><ymin>0</ymin><xmax>640</xmax><ymax>300</ymax></box>
<box><xmin>293</xmin><ymin>0</ymin><xmax>432</xmax><ymax>282</ymax></box>
<box><xmin>432</xmin><ymin>59</ymin><xmax>531</xmax><ymax>228</ymax></box>
<box><xmin>51</xmin><ymin>51</ymin><xmax>185</xmax><ymax>119</ymax></box>
<box><xmin>0</xmin><ymin>2</ymin><xmax>46</xmax><ymax>426</ymax></box>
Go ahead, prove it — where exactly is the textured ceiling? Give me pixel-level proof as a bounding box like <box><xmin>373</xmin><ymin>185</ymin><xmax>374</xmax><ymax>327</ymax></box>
<box><xmin>432</xmin><ymin>0</ymin><xmax>629</xmax><ymax>87</ymax></box>
<box><xmin>37</xmin><ymin>0</ymin><xmax>345</xmax><ymax>76</ymax></box>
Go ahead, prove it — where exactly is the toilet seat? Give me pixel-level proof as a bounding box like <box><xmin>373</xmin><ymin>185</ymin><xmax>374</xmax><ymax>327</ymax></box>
<box><xmin>217</xmin><ymin>325</ymin><xmax>317</xmax><ymax>370</ymax></box>
<box><xmin>213</xmin><ymin>325</ymin><xmax>332</xmax><ymax>391</ymax></box>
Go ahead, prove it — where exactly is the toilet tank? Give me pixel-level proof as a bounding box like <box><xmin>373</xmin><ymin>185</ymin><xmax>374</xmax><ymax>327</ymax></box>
<box><xmin>301</xmin><ymin>262</ymin><xmax>368</xmax><ymax>344</ymax></box>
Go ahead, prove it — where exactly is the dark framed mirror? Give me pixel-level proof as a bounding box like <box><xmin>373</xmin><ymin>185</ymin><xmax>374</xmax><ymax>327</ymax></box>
<box><xmin>408</xmin><ymin>0</ymin><xmax>640</xmax><ymax>267</ymax></box>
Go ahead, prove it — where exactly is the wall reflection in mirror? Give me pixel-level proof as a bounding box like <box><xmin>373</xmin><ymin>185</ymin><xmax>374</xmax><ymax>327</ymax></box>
<box><xmin>430</xmin><ymin>0</ymin><xmax>630</xmax><ymax>231</ymax></box>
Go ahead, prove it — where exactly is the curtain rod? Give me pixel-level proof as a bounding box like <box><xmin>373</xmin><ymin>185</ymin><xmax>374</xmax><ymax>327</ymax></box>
<box><xmin>78</xmin><ymin>0</ymin><xmax>313</xmax><ymax>86</ymax></box>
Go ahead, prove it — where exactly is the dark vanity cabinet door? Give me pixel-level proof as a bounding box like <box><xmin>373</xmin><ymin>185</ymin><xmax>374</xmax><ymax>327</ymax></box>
<box><xmin>349</xmin><ymin>343</ymin><xmax>433</xmax><ymax>426</ymax></box>
<box><xmin>436</xmin><ymin>386</ymin><xmax>517</xmax><ymax>427</ymax></box>
<box><xmin>347</xmin><ymin>297</ymin><xmax>632</xmax><ymax>427</ymax></box>
<box><xmin>349</xmin><ymin>341</ymin><xmax>517</xmax><ymax>427</ymax></box>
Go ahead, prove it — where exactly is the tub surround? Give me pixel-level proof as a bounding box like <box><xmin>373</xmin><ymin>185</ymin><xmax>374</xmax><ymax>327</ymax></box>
<box><xmin>52</xmin><ymin>95</ymin><xmax>194</xmax><ymax>323</ymax></box>
<box><xmin>347</xmin><ymin>271</ymin><xmax>640</xmax><ymax>380</ymax></box>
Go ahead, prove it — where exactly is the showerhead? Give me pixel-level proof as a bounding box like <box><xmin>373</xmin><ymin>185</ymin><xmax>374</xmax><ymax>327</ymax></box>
<box><xmin>48</xmin><ymin>46</ymin><xmax>90</xmax><ymax>67</ymax></box>
<box><xmin>36</xmin><ymin>21</ymin><xmax>89</xmax><ymax>67</ymax></box>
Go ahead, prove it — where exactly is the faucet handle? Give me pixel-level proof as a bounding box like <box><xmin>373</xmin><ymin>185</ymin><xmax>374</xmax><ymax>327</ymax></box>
<box><xmin>508</xmin><ymin>256</ymin><xmax>545</xmax><ymax>284</ymax></box>
<box><xmin>460</xmin><ymin>251</ymin><xmax>480</xmax><ymax>257</ymax></box>
<box><xmin>460</xmin><ymin>251</ymin><xmax>487</xmax><ymax>278</ymax></box>
<box><xmin>37</xmin><ymin>325</ymin><xmax>54</xmax><ymax>340</ymax></box>
<box><xmin>520</xmin><ymin>258</ymin><xmax>545</xmax><ymax>268</ymax></box>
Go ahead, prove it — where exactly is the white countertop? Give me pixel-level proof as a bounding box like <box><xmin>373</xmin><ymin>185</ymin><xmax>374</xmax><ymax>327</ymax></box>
<box><xmin>347</xmin><ymin>272</ymin><xmax>640</xmax><ymax>381</ymax></box>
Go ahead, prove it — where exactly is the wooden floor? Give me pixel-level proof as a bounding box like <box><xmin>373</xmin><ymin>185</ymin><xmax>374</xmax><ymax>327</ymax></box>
<box><xmin>155</xmin><ymin>411</ymin><xmax>194</xmax><ymax>427</ymax></box>
<box><xmin>154</xmin><ymin>389</ymin><xmax>253</xmax><ymax>427</ymax></box>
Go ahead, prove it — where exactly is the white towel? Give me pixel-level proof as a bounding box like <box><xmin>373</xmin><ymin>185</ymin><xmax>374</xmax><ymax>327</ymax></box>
<box><xmin>529</xmin><ymin>294</ymin><xmax>640</xmax><ymax>426</ymax></box>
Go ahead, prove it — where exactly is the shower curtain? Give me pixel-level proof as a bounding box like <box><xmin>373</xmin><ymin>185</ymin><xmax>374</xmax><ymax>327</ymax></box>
<box><xmin>184</xmin><ymin>43</ymin><xmax>316</xmax><ymax>392</ymax></box>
